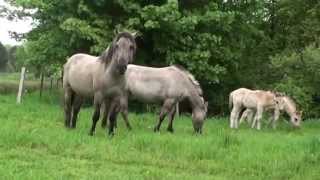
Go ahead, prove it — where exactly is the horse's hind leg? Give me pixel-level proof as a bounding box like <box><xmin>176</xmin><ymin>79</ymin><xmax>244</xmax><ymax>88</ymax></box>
<box><xmin>154</xmin><ymin>99</ymin><xmax>175</xmax><ymax>132</ymax></box>
<box><xmin>121</xmin><ymin>109</ymin><xmax>132</xmax><ymax>130</ymax></box>
<box><xmin>120</xmin><ymin>96</ymin><xmax>132</xmax><ymax>130</ymax></box>
<box><xmin>64</xmin><ymin>87</ymin><xmax>75</xmax><ymax>128</ymax></box>
<box><xmin>167</xmin><ymin>105</ymin><xmax>176</xmax><ymax>133</ymax></box>
<box><xmin>253</xmin><ymin>107</ymin><xmax>263</xmax><ymax>130</ymax></box>
<box><xmin>230</xmin><ymin>105</ymin><xmax>241</xmax><ymax>128</ymax></box>
<box><xmin>70</xmin><ymin>95</ymin><xmax>83</xmax><ymax>128</ymax></box>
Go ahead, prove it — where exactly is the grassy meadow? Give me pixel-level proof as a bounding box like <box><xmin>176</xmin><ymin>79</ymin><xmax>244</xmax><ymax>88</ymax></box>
<box><xmin>0</xmin><ymin>92</ymin><xmax>320</xmax><ymax>179</ymax></box>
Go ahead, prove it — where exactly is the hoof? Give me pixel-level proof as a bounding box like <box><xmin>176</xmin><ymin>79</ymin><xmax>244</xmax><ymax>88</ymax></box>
<box><xmin>153</xmin><ymin>126</ymin><xmax>159</xmax><ymax>132</ymax></box>
<box><xmin>167</xmin><ymin>128</ymin><xmax>174</xmax><ymax>133</ymax></box>
<box><xmin>108</xmin><ymin>132</ymin><xmax>115</xmax><ymax>137</ymax></box>
<box><xmin>88</xmin><ymin>131</ymin><xmax>94</xmax><ymax>136</ymax></box>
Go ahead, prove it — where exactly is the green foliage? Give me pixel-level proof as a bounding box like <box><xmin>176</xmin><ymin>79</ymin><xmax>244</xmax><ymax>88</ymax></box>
<box><xmin>3</xmin><ymin>0</ymin><xmax>320</xmax><ymax>116</ymax></box>
<box><xmin>0</xmin><ymin>41</ymin><xmax>9</xmax><ymax>71</ymax></box>
<box><xmin>271</xmin><ymin>45</ymin><xmax>320</xmax><ymax>117</ymax></box>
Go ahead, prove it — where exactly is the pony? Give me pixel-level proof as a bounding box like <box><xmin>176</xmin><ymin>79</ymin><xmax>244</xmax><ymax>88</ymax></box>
<box><xmin>239</xmin><ymin>95</ymin><xmax>302</xmax><ymax>128</ymax></box>
<box><xmin>229</xmin><ymin>88</ymin><xmax>280</xmax><ymax>130</ymax></box>
<box><xmin>63</xmin><ymin>32</ymin><xmax>137</xmax><ymax>136</ymax></box>
<box><xmin>101</xmin><ymin>65</ymin><xmax>208</xmax><ymax>133</ymax></box>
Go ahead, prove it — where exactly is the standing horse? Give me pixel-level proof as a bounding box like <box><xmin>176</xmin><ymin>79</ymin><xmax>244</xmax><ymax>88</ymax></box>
<box><xmin>102</xmin><ymin>65</ymin><xmax>208</xmax><ymax>133</ymax></box>
<box><xmin>239</xmin><ymin>94</ymin><xmax>302</xmax><ymax>128</ymax></box>
<box><xmin>229</xmin><ymin>88</ymin><xmax>280</xmax><ymax>130</ymax></box>
<box><xmin>63</xmin><ymin>32</ymin><xmax>137</xmax><ymax>136</ymax></box>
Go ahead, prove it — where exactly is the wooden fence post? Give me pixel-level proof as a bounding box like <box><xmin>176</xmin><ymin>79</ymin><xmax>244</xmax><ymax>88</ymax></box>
<box><xmin>40</xmin><ymin>73</ymin><xmax>44</xmax><ymax>98</ymax></box>
<box><xmin>50</xmin><ymin>77</ymin><xmax>53</xmax><ymax>90</ymax></box>
<box><xmin>16</xmin><ymin>67</ymin><xmax>26</xmax><ymax>104</ymax></box>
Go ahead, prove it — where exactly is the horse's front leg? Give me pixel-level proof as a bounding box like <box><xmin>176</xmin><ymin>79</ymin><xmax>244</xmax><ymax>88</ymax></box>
<box><xmin>272</xmin><ymin>108</ymin><xmax>280</xmax><ymax>129</ymax></box>
<box><xmin>167</xmin><ymin>105</ymin><xmax>176</xmax><ymax>133</ymax></box>
<box><xmin>108</xmin><ymin>102</ymin><xmax>119</xmax><ymax>136</ymax></box>
<box><xmin>239</xmin><ymin>109</ymin><xmax>249</xmax><ymax>125</ymax></box>
<box><xmin>254</xmin><ymin>107</ymin><xmax>263</xmax><ymax>130</ymax></box>
<box><xmin>89</xmin><ymin>97</ymin><xmax>102</xmax><ymax>136</ymax></box>
<box><xmin>101</xmin><ymin>101</ymin><xmax>110</xmax><ymax>129</ymax></box>
<box><xmin>119</xmin><ymin>95</ymin><xmax>132</xmax><ymax>130</ymax></box>
<box><xmin>154</xmin><ymin>99</ymin><xmax>175</xmax><ymax>132</ymax></box>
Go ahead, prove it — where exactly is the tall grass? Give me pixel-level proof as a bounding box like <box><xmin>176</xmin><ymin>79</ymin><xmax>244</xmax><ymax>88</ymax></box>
<box><xmin>0</xmin><ymin>92</ymin><xmax>319</xmax><ymax>179</ymax></box>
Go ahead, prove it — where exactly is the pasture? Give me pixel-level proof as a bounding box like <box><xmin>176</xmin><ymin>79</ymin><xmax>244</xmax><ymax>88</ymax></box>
<box><xmin>0</xmin><ymin>92</ymin><xmax>320</xmax><ymax>179</ymax></box>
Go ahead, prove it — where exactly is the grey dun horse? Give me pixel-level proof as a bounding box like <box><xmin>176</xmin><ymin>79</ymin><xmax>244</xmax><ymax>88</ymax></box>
<box><xmin>102</xmin><ymin>64</ymin><xmax>208</xmax><ymax>133</ymax></box>
<box><xmin>63</xmin><ymin>32</ymin><xmax>137</xmax><ymax>136</ymax></box>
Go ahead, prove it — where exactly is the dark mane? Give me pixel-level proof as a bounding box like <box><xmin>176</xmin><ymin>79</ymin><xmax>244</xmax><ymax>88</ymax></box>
<box><xmin>271</xmin><ymin>90</ymin><xmax>298</xmax><ymax>108</ymax></box>
<box><xmin>270</xmin><ymin>90</ymin><xmax>286</xmax><ymax>97</ymax></box>
<box><xmin>173</xmin><ymin>65</ymin><xmax>203</xmax><ymax>97</ymax></box>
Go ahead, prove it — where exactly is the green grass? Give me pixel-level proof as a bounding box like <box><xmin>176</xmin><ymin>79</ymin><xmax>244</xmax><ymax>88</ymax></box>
<box><xmin>0</xmin><ymin>92</ymin><xmax>320</xmax><ymax>179</ymax></box>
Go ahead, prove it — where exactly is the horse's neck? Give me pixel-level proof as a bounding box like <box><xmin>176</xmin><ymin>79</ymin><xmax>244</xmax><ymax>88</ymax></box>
<box><xmin>283</xmin><ymin>99</ymin><xmax>296</xmax><ymax>116</ymax></box>
<box><xmin>98</xmin><ymin>59</ymin><xmax>125</xmax><ymax>90</ymax></box>
<box><xmin>188</xmin><ymin>92</ymin><xmax>203</xmax><ymax>110</ymax></box>
<box><xmin>104</xmin><ymin>58</ymin><xmax>119</xmax><ymax>76</ymax></box>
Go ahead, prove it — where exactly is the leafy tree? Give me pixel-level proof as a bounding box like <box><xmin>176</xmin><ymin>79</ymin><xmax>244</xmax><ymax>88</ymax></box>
<box><xmin>3</xmin><ymin>0</ymin><xmax>320</xmax><ymax>116</ymax></box>
<box><xmin>0</xmin><ymin>42</ymin><xmax>9</xmax><ymax>71</ymax></box>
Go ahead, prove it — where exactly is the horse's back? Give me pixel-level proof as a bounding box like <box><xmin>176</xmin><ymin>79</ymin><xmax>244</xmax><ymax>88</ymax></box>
<box><xmin>63</xmin><ymin>53</ymin><xmax>100</xmax><ymax>96</ymax></box>
<box><xmin>125</xmin><ymin>65</ymin><xmax>189</xmax><ymax>102</ymax></box>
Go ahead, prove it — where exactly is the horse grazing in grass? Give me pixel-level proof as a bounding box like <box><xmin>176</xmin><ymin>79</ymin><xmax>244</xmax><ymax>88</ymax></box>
<box><xmin>239</xmin><ymin>94</ymin><xmax>302</xmax><ymax>129</ymax></box>
<box><xmin>229</xmin><ymin>88</ymin><xmax>281</xmax><ymax>130</ymax></box>
<box><xmin>63</xmin><ymin>32</ymin><xmax>137</xmax><ymax>136</ymax></box>
<box><xmin>101</xmin><ymin>65</ymin><xmax>208</xmax><ymax>134</ymax></box>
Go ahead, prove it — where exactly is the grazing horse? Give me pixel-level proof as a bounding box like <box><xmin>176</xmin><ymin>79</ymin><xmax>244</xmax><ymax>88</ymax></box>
<box><xmin>102</xmin><ymin>65</ymin><xmax>208</xmax><ymax>133</ymax></box>
<box><xmin>63</xmin><ymin>32</ymin><xmax>137</xmax><ymax>136</ymax></box>
<box><xmin>239</xmin><ymin>94</ymin><xmax>302</xmax><ymax>128</ymax></box>
<box><xmin>229</xmin><ymin>88</ymin><xmax>280</xmax><ymax>130</ymax></box>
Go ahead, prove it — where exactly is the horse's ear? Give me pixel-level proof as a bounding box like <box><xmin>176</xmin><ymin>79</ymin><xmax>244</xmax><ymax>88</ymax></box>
<box><xmin>131</xmin><ymin>32</ymin><xmax>138</xmax><ymax>39</ymax></box>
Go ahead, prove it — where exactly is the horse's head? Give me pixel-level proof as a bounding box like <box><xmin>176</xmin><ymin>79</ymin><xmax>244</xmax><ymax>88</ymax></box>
<box><xmin>102</xmin><ymin>31</ymin><xmax>137</xmax><ymax>74</ymax></box>
<box><xmin>290</xmin><ymin>110</ymin><xmax>302</xmax><ymax>128</ymax></box>
<box><xmin>276</xmin><ymin>95</ymin><xmax>302</xmax><ymax>128</ymax></box>
<box><xmin>192</xmin><ymin>100</ymin><xmax>208</xmax><ymax>134</ymax></box>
